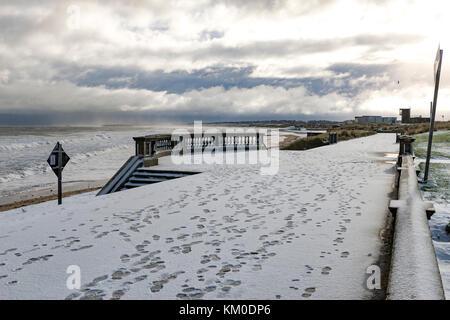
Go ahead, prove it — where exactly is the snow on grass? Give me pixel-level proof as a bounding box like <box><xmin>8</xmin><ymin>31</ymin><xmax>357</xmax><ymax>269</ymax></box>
<box><xmin>0</xmin><ymin>134</ymin><xmax>398</xmax><ymax>300</ymax></box>
<box><xmin>415</xmin><ymin>130</ymin><xmax>450</xmax><ymax>299</ymax></box>
<box><xmin>414</xmin><ymin>130</ymin><xmax>450</xmax><ymax>159</ymax></box>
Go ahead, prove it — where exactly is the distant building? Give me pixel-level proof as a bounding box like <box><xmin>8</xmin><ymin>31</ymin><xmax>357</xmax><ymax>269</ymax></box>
<box><xmin>381</xmin><ymin>117</ymin><xmax>398</xmax><ymax>123</ymax></box>
<box><xmin>355</xmin><ymin>116</ymin><xmax>397</xmax><ymax>124</ymax></box>
<box><xmin>355</xmin><ymin>116</ymin><xmax>382</xmax><ymax>123</ymax></box>
<box><xmin>399</xmin><ymin>108</ymin><xmax>430</xmax><ymax>123</ymax></box>
<box><xmin>409</xmin><ymin>115</ymin><xmax>430</xmax><ymax>124</ymax></box>
<box><xmin>400</xmin><ymin>108</ymin><xmax>411</xmax><ymax>123</ymax></box>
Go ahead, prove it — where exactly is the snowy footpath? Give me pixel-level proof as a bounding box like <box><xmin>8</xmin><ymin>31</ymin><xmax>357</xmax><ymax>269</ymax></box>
<box><xmin>0</xmin><ymin>133</ymin><xmax>398</xmax><ymax>299</ymax></box>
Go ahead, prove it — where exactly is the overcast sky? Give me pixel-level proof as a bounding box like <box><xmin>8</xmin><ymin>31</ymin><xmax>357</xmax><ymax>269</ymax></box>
<box><xmin>0</xmin><ymin>0</ymin><xmax>449</xmax><ymax>124</ymax></box>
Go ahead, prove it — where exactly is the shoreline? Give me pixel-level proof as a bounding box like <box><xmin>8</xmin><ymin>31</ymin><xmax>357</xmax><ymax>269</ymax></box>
<box><xmin>0</xmin><ymin>186</ymin><xmax>102</xmax><ymax>212</ymax></box>
<box><xmin>0</xmin><ymin>179</ymin><xmax>108</xmax><ymax>212</ymax></box>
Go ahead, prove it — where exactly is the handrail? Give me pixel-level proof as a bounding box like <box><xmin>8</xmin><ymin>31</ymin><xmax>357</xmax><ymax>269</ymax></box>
<box><xmin>387</xmin><ymin>136</ymin><xmax>444</xmax><ymax>300</ymax></box>
<box><xmin>97</xmin><ymin>155</ymin><xmax>143</xmax><ymax>196</ymax></box>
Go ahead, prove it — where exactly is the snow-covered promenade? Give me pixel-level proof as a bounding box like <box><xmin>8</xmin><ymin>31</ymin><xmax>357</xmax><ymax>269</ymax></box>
<box><xmin>0</xmin><ymin>133</ymin><xmax>398</xmax><ymax>299</ymax></box>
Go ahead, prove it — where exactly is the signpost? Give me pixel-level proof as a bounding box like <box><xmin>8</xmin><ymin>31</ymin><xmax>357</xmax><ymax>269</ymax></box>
<box><xmin>423</xmin><ymin>46</ymin><xmax>443</xmax><ymax>183</ymax></box>
<box><xmin>47</xmin><ymin>142</ymin><xmax>70</xmax><ymax>205</ymax></box>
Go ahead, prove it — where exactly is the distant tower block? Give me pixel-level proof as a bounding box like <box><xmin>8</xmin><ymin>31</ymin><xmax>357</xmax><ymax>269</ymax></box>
<box><xmin>399</xmin><ymin>108</ymin><xmax>411</xmax><ymax>123</ymax></box>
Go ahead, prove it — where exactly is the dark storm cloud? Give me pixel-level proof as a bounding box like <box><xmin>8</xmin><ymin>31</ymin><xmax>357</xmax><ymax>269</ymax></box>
<box><xmin>0</xmin><ymin>109</ymin><xmax>350</xmax><ymax>126</ymax></box>
<box><xmin>52</xmin><ymin>61</ymin><xmax>391</xmax><ymax>98</ymax></box>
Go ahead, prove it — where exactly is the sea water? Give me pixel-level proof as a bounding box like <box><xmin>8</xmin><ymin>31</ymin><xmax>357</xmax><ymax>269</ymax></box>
<box><xmin>0</xmin><ymin>125</ymin><xmax>169</xmax><ymax>200</ymax></box>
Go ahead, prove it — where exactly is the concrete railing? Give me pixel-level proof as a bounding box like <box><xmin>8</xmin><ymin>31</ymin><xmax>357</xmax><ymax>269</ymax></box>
<box><xmin>133</xmin><ymin>132</ymin><xmax>266</xmax><ymax>167</ymax></box>
<box><xmin>387</xmin><ymin>136</ymin><xmax>445</xmax><ymax>300</ymax></box>
<box><xmin>97</xmin><ymin>155</ymin><xmax>144</xmax><ymax>196</ymax></box>
<box><xmin>328</xmin><ymin>133</ymin><xmax>338</xmax><ymax>144</ymax></box>
<box><xmin>176</xmin><ymin>132</ymin><xmax>263</xmax><ymax>154</ymax></box>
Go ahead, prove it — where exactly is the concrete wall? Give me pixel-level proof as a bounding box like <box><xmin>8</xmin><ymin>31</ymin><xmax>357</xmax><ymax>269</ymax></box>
<box><xmin>387</xmin><ymin>144</ymin><xmax>445</xmax><ymax>299</ymax></box>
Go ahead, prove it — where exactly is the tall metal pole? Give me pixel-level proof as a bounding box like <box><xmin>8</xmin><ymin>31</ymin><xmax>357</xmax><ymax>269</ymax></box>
<box><xmin>58</xmin><ymin>142</ymin><xmax>62</xmax><ymax>205</ymax></box>
<box><xmin>423</xmin><ymin>48</ymin><xmax>443</xmax><ymax>183</ymax></box>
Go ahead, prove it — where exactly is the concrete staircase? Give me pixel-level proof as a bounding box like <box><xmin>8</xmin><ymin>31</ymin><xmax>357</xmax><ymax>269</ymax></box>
<box><xmin>120</xmin><ymin>168</ymin><xmax>198</xmax><ymax>191</ymax></box>
<box><xmin>97</xmin><ymin>156</ymin><xmax>199</xmax><ymax>196</ymax></box>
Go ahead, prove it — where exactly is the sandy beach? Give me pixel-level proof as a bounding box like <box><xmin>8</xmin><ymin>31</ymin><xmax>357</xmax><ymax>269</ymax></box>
<box><xmin>0</xmin><ymin>180</ymin><xmax>107</xmax><ymax>212</ymax></box>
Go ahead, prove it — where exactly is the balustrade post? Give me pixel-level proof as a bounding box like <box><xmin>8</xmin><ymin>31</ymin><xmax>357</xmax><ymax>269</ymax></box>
<box><xmin>222</xmin><ymin>133</ymin><xmax>226</xmax><ymax>153</ymax></box>
<box><xmin>256</xmin><ymin>133</ymin><xmax>260</xmax><ymax>150</ymax></box>
<box><xmin>398</xmin><ymin>135</ymin><xmax>416</xmax><ymax>165</ymax></box>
